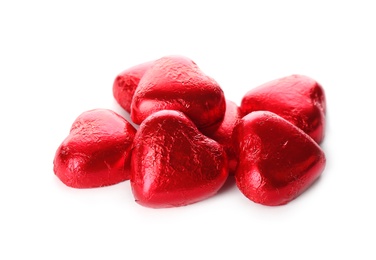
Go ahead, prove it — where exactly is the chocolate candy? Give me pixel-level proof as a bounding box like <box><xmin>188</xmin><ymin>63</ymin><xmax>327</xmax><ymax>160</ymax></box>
<box><xmin>130</xmin><ymin>110</ymin><xmax>228</xmax><ymax>208</ymax></box>
<box><xmin>201</xmin><ymin>100</ymin><xmax>243</xmax><ymax>174</ymax></box>
<box><xmin>241</xmin><ymin>74</ymin><xmax>326</xmax><ymax>143</ymax></box>
<box><xmin>54</xmin><ymin>56</ymin><xmax>328</xmax><ymax>208</ymax></box>
<box><xmin>130</xmin><ymin>55</ymin><xmax>226</xmax><ymax>130</ymax></box>
<box><xmin>113</xmin><ymin>60</ymin><xmax>154</xmax><ymax>113</ymax></box>
<box><xmin>233</xmin><ymin>111</ymin><xmax>326</xmax><ymax>206</ymax></box>
<box><xmin>53</xmin><ymin>109</ymin><xmax>137</xmax><ymax>188</ymax></box>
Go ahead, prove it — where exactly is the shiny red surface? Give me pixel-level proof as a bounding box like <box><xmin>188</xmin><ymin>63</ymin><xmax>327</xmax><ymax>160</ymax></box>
<box><xmin>201</xmin><ymin>100</ymin><xmax>243</xmax><ymax>174</ymax></box>
<box><xmin>234</xmin><ymin>111</ymin><xmax>326</xmax><ymax>206</ymax></box>
<box><xmin>53</xmin><ymin>109</ymin><xmax>137</xmax><ymax>188</ymax></box>
<box><xmin>113</xmin><ymin>60</ymin><xmax>154</xmax><ymax>113</ymax></box>
<box><xmin>130</xmin><ymin>110</ymin><xmax>229</xmax><ymax>208</ymax></box>
<box><xmin>130</xmin><ymin>55</ymin><xmax>226</xmax><ymax>130</ymax></box>
<box><xmin>240</xmin><ymin>74</ymin><xmax>326</xmax><ymax>143</ymax></box>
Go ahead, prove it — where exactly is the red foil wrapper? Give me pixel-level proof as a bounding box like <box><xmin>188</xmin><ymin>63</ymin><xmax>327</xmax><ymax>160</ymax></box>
<box><xmin>240</xmin><ymin>74</ymin><xmax>326</xmax><ymax>143</ymax></box>
<box><xmin>201</xmin><ymin>100</ymin><xmax>243</xmax><ymax>174</ymax></box>
<box><xmin>233</xmin><ymin>111</ymin><xmax>326</xmax><ymax>206</ymax></box>
<box><xmin>53</xmin><ymin>109</ymin><xmax>137</xmax><ymax>188</ymax></box>
<box><xmin>113</xmin><ymin>60</ymin><xmax>154</xmax><ymax>113</ymax></box>
<box><xmin>130</xmin><ymin>55</ymin><xmax>226</xmax><ymax>130</ymax></box>
<box><xmin>130</xmin><ymin>110</ymin><xmax>229</xmax><ymax>208</ymax></box>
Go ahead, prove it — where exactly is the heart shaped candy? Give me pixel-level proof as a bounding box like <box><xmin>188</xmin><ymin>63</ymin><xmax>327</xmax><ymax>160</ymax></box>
<box><xmin>201</xmin><ymin>100</ymin><xmax>243</xmax><ymax>174</ymax></box>
<box><xmin>53</xmin><ymin>109</ymin><xmax>137</xmax><ymax>188</ymax></box>
<box><xmin>113</xmin><ymin>60</ymin><xmax>154</xmax><ymax>113</ymax></box>
<box><xmin>130</xmin><ymin>110</ymin><xmax>229</xmax><ymax>208</ymax></box>
<box><xmin>240</xmin><ymin>74</ymin><xmax>326</xmax><ymax>143</ymax></box>
<box><xmin>234</xmin><ymin>111</ymin><xmax>326</xmax><ymax>206</ymax></box>
<box><xmin>130</xmin><ymin>55</ymin><xmax>226</xmax><ymax>130</ymax></box>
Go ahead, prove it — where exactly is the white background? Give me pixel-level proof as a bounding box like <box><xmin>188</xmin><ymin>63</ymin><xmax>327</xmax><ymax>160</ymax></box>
<box><xmin>1</xmin><ymin>1</ymin><xmax>375</xmax><ymax>259</ymax></box>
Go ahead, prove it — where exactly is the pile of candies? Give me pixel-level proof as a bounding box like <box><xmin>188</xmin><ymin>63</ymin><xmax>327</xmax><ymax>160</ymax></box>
<box><xmin>53</xmin><ymin>55</ymin><xmax>326</xmax><ymax>208</ymax></box>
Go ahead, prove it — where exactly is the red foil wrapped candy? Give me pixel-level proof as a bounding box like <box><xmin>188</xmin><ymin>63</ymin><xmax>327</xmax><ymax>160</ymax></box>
<box><xmin>240</xmin><ymin>74</ymin><xmax>326</xmax><ymax>143</ymax></box>
<box><xmin>201</xmin><ymin>100</ymin><xmax>243</xmax><ymax>174</ymax></box>
<box><xmin>53</xmin><ymin>109</ymin><xmax>137</xmax><ymax>188</ymax></box>
<box><xmin>113</xmin><ymin>60</ymin><xmax>154</xmax><ymax>113</ymax></box>
<box><xmin>233</xmin><ymin>111</ymin><xmax>326</xmax><ymax>206</ymax></box>
<box><xmin>130</xmin><ymin>110</ymin><xmax>229</xmax><ymax>208</ymax></box>
<box><xmin>131</xmin><ymin>55</ymin><xmax>226</xmax><ymax>130</ymax></box>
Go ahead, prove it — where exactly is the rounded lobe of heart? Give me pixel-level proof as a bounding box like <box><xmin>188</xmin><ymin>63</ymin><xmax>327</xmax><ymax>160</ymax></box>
<box><xmin>201</xmin><ymin>100</ymin><xmax>243</xmax><ymax>175</ymax></box>
<box><xmin>240</xmin><ymin>74</ymin><xmax>326</xmax><ymax>144</ymax></box>
<box><xmin>234</xmin><ymin>111</ymin><xmax>326</xmax><ymax>206</ymax></box>
<box><xmin>130</xmin><ymin>110</ymin><xmax>229</xmax><ymax>208</ymax></box>
<box><xmin>53</xmin><ymin>109</ymin><xmax>137</xmax><ymax>188</ymax></box>
<box><xmin>113</xmin><ymin>60</ymin><xmax>154</xmax><ymax>113</ymax></box>
<box><xmin>130</xmin><ymin>55</ymin><xmax>226</xmax><ymax>130</ymax></box>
